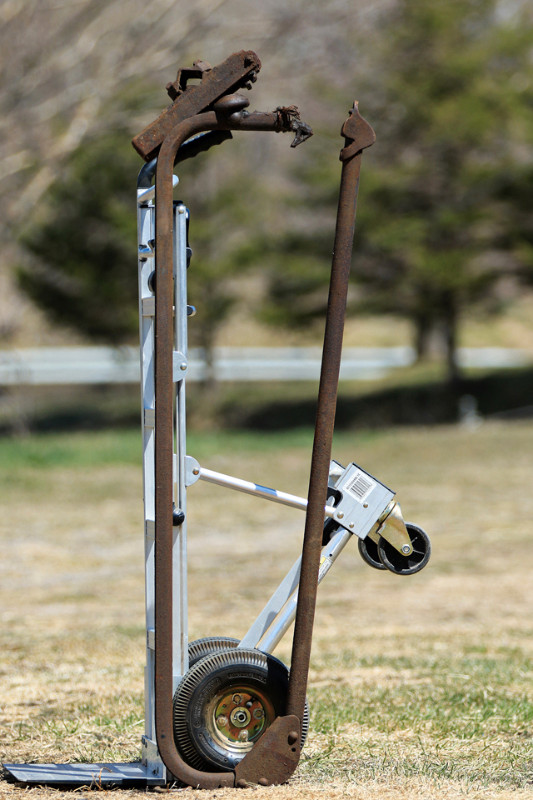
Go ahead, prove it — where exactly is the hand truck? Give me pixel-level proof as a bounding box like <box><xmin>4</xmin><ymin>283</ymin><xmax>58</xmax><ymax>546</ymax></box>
<box><xmin>3</xmin><ymin>51</ymin><xmax>430</xmax><ymax>790</ymax></box>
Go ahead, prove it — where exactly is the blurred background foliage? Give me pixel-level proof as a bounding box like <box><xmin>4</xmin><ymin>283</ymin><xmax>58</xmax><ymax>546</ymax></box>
<box><xmin>1</xmin><ymin>0</ymin><xmax>532</xmax><ymax>427</ymax></box>
<box><xmin>256</xmin><ymin>0</ymin><xmax>533</xmax><ymax>382</ymax></box>
<box><xmin>17</xmin><ymin>128</ymin><xmax>140</xmax><ymax>341</ymax></box>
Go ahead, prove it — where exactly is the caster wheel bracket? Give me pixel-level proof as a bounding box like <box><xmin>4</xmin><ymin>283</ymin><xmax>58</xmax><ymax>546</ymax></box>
<box><xmin>375</xmin><ymin>501</ymin><xmax>413</xmax><ymax>556</ymax></box>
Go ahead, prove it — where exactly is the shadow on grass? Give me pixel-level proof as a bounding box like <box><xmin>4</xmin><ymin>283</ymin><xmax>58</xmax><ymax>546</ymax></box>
<box><xmin>0</xmin><ymin>384</ymin><xmax>140</xmax><ymax>436</ymax></box>
<box><xmin>222</xmin><ymin>367</ymin><xmax>533</xmax><ymax>430</ymax></box>
<box><xmin>1</xmin><ymin>367</ymin><xmax>532</xmax><ymax>435</ymax></box>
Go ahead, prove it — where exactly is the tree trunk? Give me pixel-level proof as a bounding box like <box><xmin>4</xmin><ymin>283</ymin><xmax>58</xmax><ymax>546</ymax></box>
<box><xmin>414</xmin><ymin>309</ymin><xmax>433</xmax><ymax>362</ymax></box>
<box><xmin>442</xmin><ymin>298</ymin><xmax>461</xmax><ymax>386</ymax></box>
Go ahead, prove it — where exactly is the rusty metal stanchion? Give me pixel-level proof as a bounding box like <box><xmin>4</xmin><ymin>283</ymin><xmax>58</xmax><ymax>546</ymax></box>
<box><xmin>235</xmin><ymin>104</ymin><xmax>376</xmax><ymax>786</ymax></box>
<box><xmin>286</xmin><ymin>103</ymin><xmax>376</xmax><ymax>724</ymax></box>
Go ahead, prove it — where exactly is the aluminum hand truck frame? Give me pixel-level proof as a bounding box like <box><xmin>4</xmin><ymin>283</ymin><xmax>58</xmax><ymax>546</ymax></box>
<box><xmin>3</xmin><ymin>51</ymin><xmax>430</xmax><ymax>790</ymax></box>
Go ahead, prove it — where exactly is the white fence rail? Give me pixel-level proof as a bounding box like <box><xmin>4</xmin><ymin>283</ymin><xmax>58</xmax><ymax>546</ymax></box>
<box><xmin>0</xmin><ymin>346</ymin><xmax>529</xmax><ymax>386</ymax></box>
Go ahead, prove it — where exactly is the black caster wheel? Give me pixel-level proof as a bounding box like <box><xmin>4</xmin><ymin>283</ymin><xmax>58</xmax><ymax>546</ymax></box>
<box><xmin>174</xmin><ymin>648</ymin><xmax>301</xmax><ymax>772</ymax></box>
<box><xmin>377</xmin><ymin>523</ymin><xmax>431</xmax><ymax>576</ymax></box>
<box><xmin>358</xmin><ymin>536</ymin><xmax>387</xmax><ymax>570</ymax></box>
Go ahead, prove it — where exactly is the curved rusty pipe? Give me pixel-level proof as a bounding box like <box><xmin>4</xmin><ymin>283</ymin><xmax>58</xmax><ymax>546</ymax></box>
<box><xmin>154</xmin><ymin>107</ymin><xmax>311</xmax><ymax>788</ymax></box>
<box><xmin>154</xmin><ymin>111</ymin><xmax>231</xmax><ymax>790</ymax></box>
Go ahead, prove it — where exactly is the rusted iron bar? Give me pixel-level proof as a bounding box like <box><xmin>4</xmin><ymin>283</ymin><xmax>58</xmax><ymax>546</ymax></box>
<box><xmin>132</xmin><ymin>50</ymin><xmax>261</xmax><ymax>161</ymax></box>
<box><xmin>153</xmin><ymin>100</ymin><xmax>311</xmax><ymax>789</ymax></box>
<box><xmin>286</xmin><ymin>103</ymin><xmax>376</xmax><ymax>723</ymax></box>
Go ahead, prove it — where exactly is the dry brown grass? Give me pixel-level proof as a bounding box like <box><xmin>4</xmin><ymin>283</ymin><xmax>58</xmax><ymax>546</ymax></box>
<box><xmin>1</xmin><ymin>421</ymin><xmax>532</xmax><ymax>799</ymax></box>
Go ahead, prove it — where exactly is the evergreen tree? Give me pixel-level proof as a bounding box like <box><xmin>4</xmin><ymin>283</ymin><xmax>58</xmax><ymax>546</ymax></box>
<box><xmin>261</xmin><ymin>0</ymin><xmax>533</xmax><ymax>381</ymax></box>
<box><xmin>17</xmin><ymin>129</ymin><xmax>140</xmax><ymax>342</ymax></box>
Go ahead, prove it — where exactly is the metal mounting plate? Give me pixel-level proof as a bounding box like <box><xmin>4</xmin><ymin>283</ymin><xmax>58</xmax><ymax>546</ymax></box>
<box><xmin>2</xmin><ymin>761</ymin><xmax>164</xmax><ymax>787</ymax></box>
<box><xmin>332</xmin><ymin>462</ymin><xmax>395</xmax><ymax>538</ymax></box>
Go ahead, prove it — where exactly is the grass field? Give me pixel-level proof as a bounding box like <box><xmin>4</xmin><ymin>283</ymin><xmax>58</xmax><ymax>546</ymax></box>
<box><xmin>0</xmin><ymin>421</ymin><xmax>532</xmax><ymax>799</ymax></box>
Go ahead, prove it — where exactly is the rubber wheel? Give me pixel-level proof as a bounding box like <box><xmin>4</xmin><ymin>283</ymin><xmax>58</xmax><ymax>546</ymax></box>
<box><xmin>174</xmin><ymin>648</ymin><xmax>293</xmax><ymax>771</ymax></box>
<box><xmin>358</xmin><ymin>536</ymin><xmax>387</xmax><ymax>570</ymax></box>
<box><xmin>188</xmin><ymin>636</ymin><xmax>240</xmax><ymax>668</ymax></box>
<box><xmin>184</xmin><ymin>637</ymin><xmax>309</xmax><ymax>761</ymax></box>
<box><xmin>377</xmin><ymin>523</ymin><xmax>431</xmax><ymax>576</ymax></box>
<box><xmin>186</xmin><ymin>636</ymin><xmax>309</xmax><ymax>741</ymax></box>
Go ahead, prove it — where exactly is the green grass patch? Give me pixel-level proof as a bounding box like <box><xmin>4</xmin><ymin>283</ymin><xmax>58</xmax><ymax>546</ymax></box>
<box><xmin>1</xmin><ymin>421</ymin><xmax>532</xmax><ymax>795</ymax></box>
<box><xmin>0</xmin><ymin>428</ymin><xmax>141</xmax><ymax>471</ymax></box>
<box><xmin>0</xmin><ymin>426</ymin><xmax>326</xmax><ymax>473</ymax></box>
<box><xmin>304</xmin><ymin>645</ymin><xmax>533</xmax><ymax>788</ymax></box>
<box><xmin>312</xmin><ymin>647</ymin><xmax>533</xmax><ymax>735</ymax></box>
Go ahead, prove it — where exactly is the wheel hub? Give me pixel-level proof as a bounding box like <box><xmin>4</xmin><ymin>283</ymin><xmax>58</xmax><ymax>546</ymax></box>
<box><xmin>210</xmin><ymin>686</ymin><xmax>273</xmax><ymax>753</ymax></box>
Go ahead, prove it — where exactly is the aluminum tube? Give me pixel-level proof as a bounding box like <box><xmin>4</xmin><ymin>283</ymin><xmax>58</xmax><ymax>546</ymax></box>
<box><xmin>138</xmin><ymin>175</ymin><xmax>178</xmax><ymax>204</ymax></box>
<box><xmin>258</xmin><ymin>527</ymin><xmax>352</xmax><ymax>653</ymax></box>
<box><xmin>199</xmin><ymin>466</ymin><xmax>337</xmax><ymax>518</ymax></box>
<box><xmin>173</xmin><ymin>203</ymin><xmax>188</xmax><ymax>686</ymax></box>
